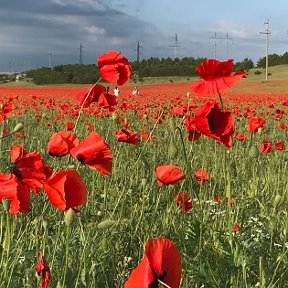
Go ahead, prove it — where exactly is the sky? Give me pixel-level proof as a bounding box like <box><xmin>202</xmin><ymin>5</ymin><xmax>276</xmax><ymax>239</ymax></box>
<box><xmin>1</xmin><ymin>0</ymin><xmax>288</xmax><ymax>71</ymax></box>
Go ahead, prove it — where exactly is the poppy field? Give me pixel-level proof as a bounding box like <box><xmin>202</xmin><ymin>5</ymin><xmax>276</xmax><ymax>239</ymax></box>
<box><xmin>0</xmin><ymin>52</ymin><xmax>288</xmax><ymax>287</ymax></box>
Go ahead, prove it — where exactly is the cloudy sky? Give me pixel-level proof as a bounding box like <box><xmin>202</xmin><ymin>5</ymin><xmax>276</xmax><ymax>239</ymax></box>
<box><xmin>1</xmin><ymin>0</ymin><xmax>288</xmax><ymax>71</ymax></box>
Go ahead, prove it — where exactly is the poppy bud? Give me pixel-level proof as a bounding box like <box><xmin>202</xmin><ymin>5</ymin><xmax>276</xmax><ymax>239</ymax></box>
<box><xmin>96</xmin><ymin>210</ymin><xmax>103</xmax><ymax>217</ymax></box>
<box><xmin>274</xmin><ymin>194</ymin><xmax>282</xmax><ymax>208</ymax></box>
<box><xmin>248</xmin><ymin>145</ymin><xmax>259</xmax><ymax>158</ymax></box>
<box><xmin>42</xmin><ymin>219</ymin><xmax>48</xmax><ymax>230</ymax></box>
<box><xmin>64</xmin><ymin>208</ymin><xmax>74</xmax><ymax>226</ymax></box>
<box><xmin>13</xmin><ymin>122</ymin><xmax>24</xmax><ymax>133</ymax></box>
<box><xmin>257</xmin><ymin>127</ymin><xmax>263</xmax><ymax>134</ymax></box>
<box><xmin>141</xmin><ymin>177</ymin><xmax>147</xmax><ymax>186</ymax></box>
<box><xmin>168</xmin><ymin>143</ymin><xmax>178</xmax><ymax>158</ymax></box>
<box><xmin>97</xmin><ymin>219</ymin><xmax>116</xmax><ymax>229</ymax></box>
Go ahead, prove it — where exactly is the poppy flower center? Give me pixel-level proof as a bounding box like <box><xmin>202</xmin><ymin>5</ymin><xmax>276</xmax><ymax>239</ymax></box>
<box><xmin>12</xmin><ymin>165</ymin><xmax>22</xmax><ymax>177</ymax></box>
<box><xmin>149</xmin><ymin>270</ymin><xmax>167</xmax><ymax>288</ymax></box>
<box><xmin>77</xmin><ymin>153</ymin><xmax>85</xmax><ymax>163</ymax></box>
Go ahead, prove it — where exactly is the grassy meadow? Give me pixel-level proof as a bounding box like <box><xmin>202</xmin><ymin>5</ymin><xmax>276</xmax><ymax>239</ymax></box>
<box><xmin>0</xmin><ymin>72</ymin><xmax>288</xmax><ymax>288</ymax></box>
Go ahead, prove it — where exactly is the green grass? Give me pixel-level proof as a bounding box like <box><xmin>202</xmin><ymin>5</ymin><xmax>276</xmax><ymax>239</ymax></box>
<box><xmin>0</xmin><ymin>84</ymin><xmax>288</xmax><ymax>287</ymax></box>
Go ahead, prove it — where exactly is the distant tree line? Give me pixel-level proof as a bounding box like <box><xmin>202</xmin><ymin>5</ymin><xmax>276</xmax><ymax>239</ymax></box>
<box><xmin>256</xmin><ymin>52</ymin><xmax>288</xmax><ymax>68</ymax></box>
<box><xmin>26</xmin><ymin>64</ymin><xmax>100</xmax><ymax>85</ymax></box>
<box><xmin>24</xmin><ymin>52</ymin><xmax>288</xmax><ymax>85</ymax></box>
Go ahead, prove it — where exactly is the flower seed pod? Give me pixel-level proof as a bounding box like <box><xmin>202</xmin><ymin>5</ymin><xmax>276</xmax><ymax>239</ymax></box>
<box><xmin>2</xmin><ymin>198</ymin><xmax>10</xmax><ymax>212</ymax></box>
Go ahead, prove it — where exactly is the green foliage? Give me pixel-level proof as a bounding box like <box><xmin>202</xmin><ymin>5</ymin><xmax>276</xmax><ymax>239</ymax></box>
<box><xmin>26</xmin><ymin>64</ymin><xmax>100</xmax><ymax>85</ymax></box>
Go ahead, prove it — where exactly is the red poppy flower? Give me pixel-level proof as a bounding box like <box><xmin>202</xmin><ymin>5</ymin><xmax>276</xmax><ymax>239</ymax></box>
<box><xmin>47</xmin><ymin>131</ymin><xmax>78</xmax><ymax>157</ymax></box>
<box><xmin>114</xmin><ymin>128</ymin><xmax>140</xmax><ymax>145</ymax></box>
<box><xmin>234</xmin><ymin>132</ymin><xmax>248</xmax><ymax>141</ymax></box>
<box><xmin>76</xmin><ymin>84</ymin><xmax>106</xmax><ymax>108</ymax></box>
<box><xmin>233</xmin><ymin>223</ymin><xmax>240</xmax><ymax>234</ymax></box>
<box><xmin>182</xmin><ymin>116</ymin><xmax>201</xmax><ymax>141</ymax></box>
<box><xmin>86</xmin><ymin>123</ymin><xmax>94</xmax><ymax>131</ymax></box>
<box><xmin>98</xmin><ymin>51</ymin><xmax>132</xmax><ymax>85</ymax></box>
<box><xmin>97</xmin><ymin>91</ymin><xmax>117</xmax><ymax>108</ymax></box>
<box><xmin>66</xmin><ymin>120</ymin><xmax>74</xmax><ymax>131</ymax></box>
<box><xmin>195</xmin><ymin>101</ymin><xmax>234</xmax><ymax>148</ymax></box>
<box><xmin>194</xmin><ymin>168</ymin><xmax>209</xmax><ymax>184</ymax></box>
<box><xmin>70</xmin><ymin>132</ymin><xmax>112</xmax><ymax>175</ymax></box>
<box><xmin>190</xmin><ymin>59</ymin><xmax>246</xmax><ymax>96</ymax></box>
<box><xmin>155</xmin><ymin>165</ymin><xmax>185</xmax><ymax>186</ymax></box>
<box><xmin>10</xmin><ymin>144</ymin><xmax>46</xmax><ymax>194</ymax></box>
<box><xmin>175</xmin><ymin>192</ymin><xmax>192</xmax><ymax>213</ymax></box>
<box><xmin>35</xmin><ymin>252</ymin><xmax>50</xmax><ymax>288</ymax></box>
<box><xmin>44</xmin><ymin>170</ymin><xmax>87</xmax><ymax>211</ymax></box>
<box><xmin>0</xmin><ymin>172</ymin><xmax>31</xmax><ymax>215</ymax></box>
<box><xmin>259</xmin><ymin>140</ymin><xmax>273</xmax><ymax>154</ymax></box>
<box><xmin>214</xmin><ymin>194</ymin><xmax>235</xmax><ymax>205</ymax></box>
<box><xmin>247</xmin><ymin>116</ymin><xmax>266</xmax><ymax>132</ymax></box>
<box><xmin>0</xmin><ymin>103</ymin><xmax>13</xmax><ymax>123</ymax></box>
<box><xmin>124</xmin><ymin>237</ymin><xmax>181</xmax><ymax>288</ymax></box>
<box><xmin>275</xmin><ymin>141</ymin><xmax>285</xmax><ymax>151</ymax></box>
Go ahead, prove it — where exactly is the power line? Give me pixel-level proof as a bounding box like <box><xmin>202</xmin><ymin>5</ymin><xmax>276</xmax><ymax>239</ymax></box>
<box><xmin>260</xmin><ymin>19</ymin><xmax>271</xmax><ymax>81</ymax></box>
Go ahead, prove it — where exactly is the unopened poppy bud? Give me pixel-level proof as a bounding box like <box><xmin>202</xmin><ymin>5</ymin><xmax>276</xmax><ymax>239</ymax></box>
<box><xmin>0</xmin><ymin>104</ymin><xmax>3</xmax><ymax>110</ymax></box>
<box><xmin>186</xmin><ymin>91</ymin><xmax>190</xmax><ymax>98</ymax></box>
<box><xmin>2</xmin><ymin>198</ymin><xmax>10</xmax><ymax>212</ymax></box>
<box><xmin>141</xmin><ymin>178</ymin><xmax>147</xmax><ymax>186</ymax></box>
<box><xmin>168</xmin><ymin>143</ymin><xmax>178</xmax><ymax>158</ymax></box>
<box><xmin>257</xmin><ymin>127</ymin><xmax>263</xmax><ymax>134</ymax></box>
<box><xmin>274</xmin><ymin>194</ymin><xmax>282</xmax><ymax>208</ymax></box>
<box><xmin>96</xmin><ymin>210</ymin><xmax>103</xmax><ymax>216</ymax></box>
<box><xmin>97</xmin><ymin>219</ymin><xmax>115</xmax><ymax>229</ymax></box>
<box><xmin>42</xmin><ymin>219</ymin><xmax>48</xmax><ymax>230</ymax></box>
<box><xmin>248</xmin><ymin>145</ymin><xmax>259</xmax><ymax>158</ymax></box>
<box><xmin>13</xmin><ymin>122</ymin><xmax>24</xmax><ymax>133</ymax></box>
<box><xmin>64</xmin><ymin>208</ymin><xmax>74</xmax><ymax>226</ymax></box>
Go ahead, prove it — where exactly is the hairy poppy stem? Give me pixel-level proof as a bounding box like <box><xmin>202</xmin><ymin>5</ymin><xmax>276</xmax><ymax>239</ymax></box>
<box><xmin>218</xmin><ymin>92</ymin><xmax>224</xmax><ymax>110</ymax></box>
<box><xmin>158</xmin><ymin>279</ymin><xmax>172</xmax><ymax>288</ymax></box>
<box><xmin>175</xmin><ymin>127</ymin><xmax>189</xmax><ymax>172</ymax></box>
<box><xmin>62</xmin><ymin>226</ymin><xmax>70</xmax><ymax>288</ymax></box>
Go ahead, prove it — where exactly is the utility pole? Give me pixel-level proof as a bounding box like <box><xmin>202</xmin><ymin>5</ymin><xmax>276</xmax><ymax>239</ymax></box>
<box><xmin>169</xmin><ymin>33</ymin><xmax>180</xmax><ymax>59</ymax></box>
<box><xmin>79</xmin><ymin>43</ymin><xmax>83</xmax><ymax>65</ymax></box>
<box><xmin>260</xmin><ymin>19</ymin><xmax>271</xmax><ymax>81</ymax></box>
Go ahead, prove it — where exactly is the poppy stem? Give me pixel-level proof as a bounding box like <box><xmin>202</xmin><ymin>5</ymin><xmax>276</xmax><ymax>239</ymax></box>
<box><xmin>158</xmin><ymin>279</ymin><xmax>172</xmax><ymax>288</ymax></box>
<box><xmin>62</xmin><ymin>226</ymin><xmax>70</xmax><ymax>288</ymax></box>
<box><xmin>218</xmin><ymin>92</ymin><xmax>224</xmax><ymax>110</ymax></box>
<box><xmin>175</xmin><ymin>127</ymin><xmax>189</xmax><ymax>172</ymax></box>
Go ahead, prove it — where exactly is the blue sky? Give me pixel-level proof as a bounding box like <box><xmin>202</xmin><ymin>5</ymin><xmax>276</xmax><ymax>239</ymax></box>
<box><xmin>1</xmin><ymin>0</ymin><xmax>288</xmax><ymax>71</ymax></box>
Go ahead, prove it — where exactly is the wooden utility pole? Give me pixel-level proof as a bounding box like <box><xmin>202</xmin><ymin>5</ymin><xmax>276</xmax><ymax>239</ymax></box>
<box><xmin>260</xmin><ymin>19</ymin><xmax>271</xmax><ymax>81</ymax></box>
